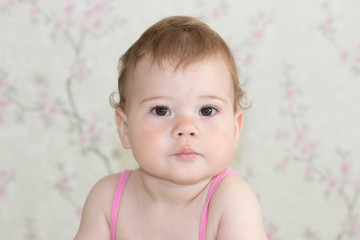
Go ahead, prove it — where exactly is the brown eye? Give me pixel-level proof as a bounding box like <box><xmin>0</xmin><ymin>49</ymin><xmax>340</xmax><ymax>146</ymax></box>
<box><xmin>200</xmin><ymin>107</ymin><xmax>216</xmax><ymax>116</ymax></box>
<box><xmin>151</xmin><ymin>106</ymin><xmax>170</xmax><ymax>116</ymax></box>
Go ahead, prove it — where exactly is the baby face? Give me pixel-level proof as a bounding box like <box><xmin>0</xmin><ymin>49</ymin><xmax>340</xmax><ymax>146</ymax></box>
<box><xmin>116</xmin><ymin>56</ymin><xmax>243</xmax><ymax>184</ymax></box>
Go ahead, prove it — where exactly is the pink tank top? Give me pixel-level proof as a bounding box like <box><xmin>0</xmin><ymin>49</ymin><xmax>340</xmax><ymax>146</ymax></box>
<box><xmin>110</xmin><ymin>168</ymin><xmax>239</xmax><ymax>240</ymax></box>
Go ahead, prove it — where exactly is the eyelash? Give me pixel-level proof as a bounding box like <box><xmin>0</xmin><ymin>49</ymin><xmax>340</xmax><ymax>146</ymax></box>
<box><xmin>149</xmin><ymin>105</ymin><xmax>219</xmax><ymax>116</ymax></box>
<box><xmin>149</xmin><ymin>105</ymin><xmax>170</xmax><ymax>116</ymax></box>
<box><xmin>199</xmin><ymin>105</ymin><xmax>219</xmax><ymax>116</ymax></box>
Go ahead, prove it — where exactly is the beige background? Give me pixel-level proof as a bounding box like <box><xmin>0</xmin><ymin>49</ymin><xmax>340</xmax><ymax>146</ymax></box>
<box><xmin>0</xmin><ymin>0</ymin><xmax>360</xmax><ymax>239</ymax></box>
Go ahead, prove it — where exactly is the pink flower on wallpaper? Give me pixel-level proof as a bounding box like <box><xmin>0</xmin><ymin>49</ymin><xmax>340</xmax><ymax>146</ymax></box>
<box><xmin>59</xmin><ymin>175</ymin><xmax>69</xmax><ymax>188</ymax></box>
<box><xmin>243</xmin><ymin>53</ymin><xmax>253</xmax><ymax>66</ymax></box>
<box><xmin>343</xmin><ymin>218</ymin><xmax>360</xmax><ymax>236</ymax></box>
<box><xmin>48</xmin><ymin>105</ymin><xmax>57</xmax><ymax>116</ymax></box>
<box><xmin>327</xmin><ymin>177</ymin><xmax>338</xmax><ymax>190</ymax></box>
<box><xmin>305</xmin><ymin>164</ymin><xmax>313</xmax><ymax>177</ymax></box>
<box><xmin>87</xmin><ymin>124</ymin><xmax>96</xmax><ymax>135</ymax></box>
<box><xmin>6</xmin><ymin>0</ymin><xmax>14</xmax><ymax>6</ymax></box>
<box><xmin>93</xmin><ymin>2</ymin><xmax>105</xmax><ymax>14</ymax></box>
<box><xmin>295</xmin><ymin>132</ymin><xmax>304</xmax><ymax>143</ymax></box>
<box><xmin>53</xmin><ymin>19</ymin><xmax>64</xmax><ymax>32</ymax></box>
<box><xmin>29</xmin><ymin>7</ymin><xmax>39</xmax><ymax>19</ymax></box>
<box><xmin>92</xmin><ymin>18</ymin><xmax>102</xmax><ymax>30</ymax></box>
<box><xmin>230</xmin><ymin>46</ymin><xmax>240</xmax><ymax>59</ymax></box>
<box><xmin>266</xmin><ymin>231</ymin><xmax>275</xmax><ymax>240</ymax></box>
<box><xmin>281</xmin><ymin>156</ymin><xmax>290</xmax><ymax>167</ymax></box>
<box><xmin>87</xmin><ymin>123</ymin><xmax>104</xmax><ymax>139</ymax></box>
<box><xmin>74</xmin><ymin>63</ymin><xmax>87</xmax><ymax>78</ymax></box>
<box><xmin>324</xmin><ymin>16</ymin><xmax>334</xmax><ymax>28</ymax></box>
<box><xmin>76</xmin><ymin>206</ymin><xmax>83</xmax><ymax>218</ymax></box>
<box><xmin>284</xmin><ymin>88</ymin><xmax>295</xmax><ymax>102</ymax></box>
<box><xmin>340</xmin><ymin>51</ymin><xmax>349</xmax><ymax>62</ymax></box>
<box><xmin>85</xmin><ymin>2</ymin><xmax>105</xmax><ymax>19</ymax></box>
<box><xmin>84</xmin><ymin>9</ymin><xmax>93</xmax><ymax>19</ymax></box>
<box><xmin>228</xmin><ymin>12</ymin><xmax>270</xmax><ymax>68</ymax></box>
<box><xmin>212</xmin><ymin>7</ymin><xmax>221</xmax><ymax>19</ymax></box>
<box><xmin>251</xmin><ymin>29</ymin><xmax>263</xmax><ymax>41</ymax></box>
<box><xmin>258</xmin><ymin>12</ymin><xmax>267</xmax><ymax>21</ymax></box>
<box><xmin>0</xmin><ymin>99</ymin><xmax>9</xmax><ymax>110</ymax></box>
<box><xmin>78</xmin><ymin>135</ymin><xmax>87</xmax><ymax>149</ymax></box>
<box><xmin>0</xmin><ymin>186</ymin><xmax>5</xmax><ymax>197</ymax></box>
<box><xmin>340</xmin><ymin>161</ymin><xmax>351</xmax><ymax>176</ymax></box>
<box><xmin>302</xmin><ymin>124</ymin><xmax>309</xmax><ymax>133</ymax></box>
<box><xmin>39</xmin><ymin>104</ymin><xmax>58</xmax><ymax>122</ymax></box>
<box><xmin>64</xmin><ymin>3</ymin><xmax>75</xmax><ymax>16</ymax></box>
<box><xmin>82</xmin><ymin>3</ymin><xmax>106</xmax><ymax>32</ymax></box>
<box><xmin>0</xmin><ymin>170</ymin><xmax>7</xmax><ymax>179</ymax></box>
<box><xmin>354</xmin><ymin>180</ymin><xmax>360</xmax><ymax>192</ymax></box>
<box><xmin>38</xmin><ymin>91</ymin><xmax>48</xmax><ymax>100</ymax></box>
<box><xmin>301</xmin><ymin>143</ymin><xmax>317</xmax><ymax>156</ymax></box>
<box><xmin>354</xmin><ymin>54</ymin><xmax>360</xmax><ymax>66</ymax></box>
<box><xmin>78</xmin><ymin>121</ymin><xmax>104</xmax><ymax>148</ymax></box>
<box><xmin>338</xmin><ymin>45</ymin><xmax>360</xmax><ymax>70</ymax></box>
<box><xmin>281</xmin><ymin>130</ymin><xmax>290</xmax><ymax>139</ymax></box>
<box><xmin>265</xmin><ymin>224</ymin><xmax>280</xmax><ymax>240</ymax></box>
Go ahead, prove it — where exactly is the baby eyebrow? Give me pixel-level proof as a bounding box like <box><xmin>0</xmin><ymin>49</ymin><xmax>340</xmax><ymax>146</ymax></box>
<box><xmin>140</xmin><ymin>96</ymin><xmax>170</xmax><ymax>104</ymax></box>
<box><xmin>200</xmin><ymin>95</ymin><xmax>228</xmax><ymax>104</ymax></box>
<box><xmin>140</xmin><ymin>95</ymin><xmax>228</xmax><ymax>104</ymax></box>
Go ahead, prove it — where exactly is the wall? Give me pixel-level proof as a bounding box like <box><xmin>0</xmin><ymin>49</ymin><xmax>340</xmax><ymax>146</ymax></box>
<box><xmin>0</xmin><ymin>0</ymin><xmax>359</xmax><ymax>239</ymax></box>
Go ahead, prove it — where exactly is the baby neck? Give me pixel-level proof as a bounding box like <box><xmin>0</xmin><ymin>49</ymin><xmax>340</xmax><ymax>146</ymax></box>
<box><xmin>136</xmin><ymin>168</ymin><xmax>212</xmax><ymax>208</ymax></box>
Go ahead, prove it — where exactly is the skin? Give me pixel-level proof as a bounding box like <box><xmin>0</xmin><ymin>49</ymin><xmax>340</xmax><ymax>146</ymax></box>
<box><xmin>74</xmin><ymin>55</ymin><xmax>268</xmax><ymax>240</ymax></box>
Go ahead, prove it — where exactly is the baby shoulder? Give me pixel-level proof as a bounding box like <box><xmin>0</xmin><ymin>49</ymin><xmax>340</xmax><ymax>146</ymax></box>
<box><xmin>87</xmin><ymin>173</ymin><xmax>122</xmax><ymax>204</ymax></box>
<box><xmin>74</xmin><ymin>173</ymin><xmax>122</xmax><ymax>240</ymax></box>
<box><xmin>213</xmin><ymin>174</ymin><xmax>268</xmax><ymax>240</ymax></box>
<box><xmin>213</xmin><ymin>174</ymin><xmax>258</xmax><ymax>208</ymax></box>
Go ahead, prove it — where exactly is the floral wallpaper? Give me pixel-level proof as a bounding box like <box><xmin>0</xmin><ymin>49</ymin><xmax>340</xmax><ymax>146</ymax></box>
<box><xmin>0</xmin><ymin>0</ymin><xmax>359</xmax><ymax>239</ymax></box>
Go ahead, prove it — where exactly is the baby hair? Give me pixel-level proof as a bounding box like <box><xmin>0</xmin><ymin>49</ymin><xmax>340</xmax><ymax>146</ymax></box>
<box><xmin>110</xmin><ymin>16</ymin><xmax>249</xmax><ymax>111</ymax></box>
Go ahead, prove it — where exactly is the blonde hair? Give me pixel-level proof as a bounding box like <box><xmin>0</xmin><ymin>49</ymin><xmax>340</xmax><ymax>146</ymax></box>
<box><xmin>110</xmin><ymin>16</ymin><xmax>249</xmax><ymax>111</ymax></box>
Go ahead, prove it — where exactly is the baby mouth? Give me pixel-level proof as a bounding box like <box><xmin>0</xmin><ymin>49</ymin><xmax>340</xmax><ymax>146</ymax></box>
<box><xmin>173</xmin><ymin>148</ymin><xmax>200</xmax><ymax>161</ymax></box>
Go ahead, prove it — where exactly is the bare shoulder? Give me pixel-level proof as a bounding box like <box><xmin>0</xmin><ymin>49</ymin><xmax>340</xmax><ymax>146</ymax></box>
<box><xmin>74</xmin><ymin>172</ymin><xmax>122</xmax><ymax>240</ymax></box>
<box><xmin>211</xmin><ymin>173</ymin><xmax>268</xmax><ymax>240</ymax></box>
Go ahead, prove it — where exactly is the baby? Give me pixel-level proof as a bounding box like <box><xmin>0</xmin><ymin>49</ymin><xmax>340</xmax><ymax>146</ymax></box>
<box><xmin>75</xmin><ymin>16</ymin><xmax>268</xmax><ymax>240</ymax></box>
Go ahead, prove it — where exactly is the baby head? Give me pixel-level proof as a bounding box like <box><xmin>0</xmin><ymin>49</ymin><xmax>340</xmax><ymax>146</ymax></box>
<box><xmin>112</xmin><ymin>16</ymin><xmax>247</xmax><ymax>182</ymax></box>
<box><xmin>111</xmin><ymin>16</ymin><xmax>247</xmax><ymax>112</ymax></box>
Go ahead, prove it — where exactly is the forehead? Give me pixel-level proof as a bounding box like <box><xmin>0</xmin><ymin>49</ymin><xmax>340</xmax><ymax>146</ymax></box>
<box><xmin>132</xmin><ymin>54</ymin><xmax>232</xmax><ymax>83</ymax></box>
<box><xmin>127</xmin><ymin>55</ymin><xmax>234</xmax><ymax>104</ymax></box>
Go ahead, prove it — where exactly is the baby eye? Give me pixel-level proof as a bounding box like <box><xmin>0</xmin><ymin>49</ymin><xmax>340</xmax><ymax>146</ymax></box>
<box><xmin>199</xmin><ymin>106</ymin><xmax>217</xmax><ymax>116</ymax></box>
<box><xmin>151</xmin><ymin>106</ymin><xmax>170</xmax><ymax>116</ymax></box>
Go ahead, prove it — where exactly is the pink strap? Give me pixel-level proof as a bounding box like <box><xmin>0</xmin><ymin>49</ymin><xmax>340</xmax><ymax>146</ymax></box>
<box><xmin>199</xmin><ymin>168</ymin><xmax>239</xmax><ymax>240</ymax></box>
<box><xmin>110</xmin><ymin>170</ymin><xmax>132</xmax><ymax>240</ymax></box>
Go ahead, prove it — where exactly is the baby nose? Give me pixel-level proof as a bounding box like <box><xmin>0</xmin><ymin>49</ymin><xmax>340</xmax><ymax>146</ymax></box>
<box><xmin>173</xmin><ymin>117</ymin><xmax>199</xmax><ymax>138</ymax></box>
<box><xmin>177</xmin><ymin>131</ymin><xmax>196</xmax><ymax>137</ymax></box>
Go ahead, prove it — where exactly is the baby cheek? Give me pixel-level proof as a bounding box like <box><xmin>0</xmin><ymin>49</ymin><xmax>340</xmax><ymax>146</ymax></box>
<box><xmin>144</xmin><ymin>130</ymin><xmax>163</xmax><ymax>145</ymax></box>
<box><xmin>131</xmin><ymin>130</ymin><xmax>159</xmax><ymax>153</ymax></box>
<box><xmin>206</xmin><ymin>125</ymin><xmax>236</xmax><ymax>149</ymax></box>
<box><xmin>214</xmin><ymin>133</ymin><xmax>236</xmax><ymax>163</ymax></box>
<box><xmin>135</xmin><ymin>126</ymin><xmax>167</xmax><ymax>150</ymax></box>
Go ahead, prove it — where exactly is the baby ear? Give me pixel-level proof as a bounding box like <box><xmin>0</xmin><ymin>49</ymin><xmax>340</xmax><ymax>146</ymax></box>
<box><xmin>234</xmin><ymin>110</ymin><xmax>244</xmax><ymax>148</ymax></box>
<box><xmin>115</xmin><ymin>108</ymin><xmax>132</xmax><ymax>149</ymax></box>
